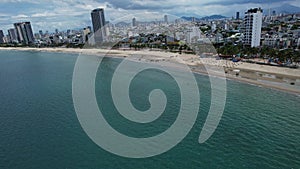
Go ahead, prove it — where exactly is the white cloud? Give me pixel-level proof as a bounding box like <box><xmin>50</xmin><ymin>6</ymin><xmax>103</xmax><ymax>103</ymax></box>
<box><xmin>11</xmin><ymin>14</ymin><xmax>29</xmax><ymax>19</ymax></box>
<box><xmin>0</xmin><ymin>13</ymin><xmax>9</xmax><ymax>17</ymax></box>
<box><xmin>0</xmin><ymin>0</ymin><xmax>299</xmax><ymax>33</ymax></box>
<box><xmin>288</xmin><ymin>0</ymin><xmax>300</xmax><ymax>7</ymax></box>
<box><xmin>31</xmin><ymin>12</ymin><xmax>58</xmax><ymax>17</ymax></box>
<box><xmin>0</xmin><ymin>0</ymin><xmax>39</xmax><ymax>3</ymax></box>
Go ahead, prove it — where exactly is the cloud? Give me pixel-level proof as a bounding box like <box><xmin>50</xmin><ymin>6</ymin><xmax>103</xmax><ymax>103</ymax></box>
<box><xmin>11</xmin><ymin>14</ymin><xmax>29</xmax><ymax>19</ymax></box>
<box><xmin>31</xmin><ymin>12</ymin><xmax>58</xmax><ymax>17</ymax></box>
<box><xmin>0</xmin><ymin>13</ymin><xmax>9</xmax><ymax>17</ymax></box>
<box><xmin>0</xmin><ymin>0</ymin><xmax>299</xmax><ymax>33</ymax></box>
<box><xmin>204</xmin><ymin>0</ymin><xmax>292</xmax><ymax>5</ymax></box>
<box><xmin>0</xmin><ymin>0</ymin><xmax>39</xmax><ymax>3</ymax></box>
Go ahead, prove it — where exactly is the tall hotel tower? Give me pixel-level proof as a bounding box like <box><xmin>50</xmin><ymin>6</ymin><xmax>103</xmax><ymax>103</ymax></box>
<box><xmin>91</xmin><ymin>8</ymin><xmax>106</xmax><ymax>43</ymax></box>
<box><xmin>14</xmin><ymin>22</ymin><xmax>35</xmax><ymax>44</ymax></box>
<box><xmin>164</xmin><ymin>15</ymin><xmax>168</xmax><ymax>23</ymax></box>
<box><xmin>243</xmin><ymin>8</ymin><xmax>263</xmax><ymax>47</ymax></box>
<box><xmin>132</xmin><ymin>17</ymin><xmax>137</xmax><ymax>27</ymax></box>
<box><xmin>0</xmin><ymin>30</ymin><xmax>4</xmax><ymax>43</ymax></box>
<box><xmin>8</xmin><ymin>28</ymin><xmax>18</xmax><ymax>43</ymax></box>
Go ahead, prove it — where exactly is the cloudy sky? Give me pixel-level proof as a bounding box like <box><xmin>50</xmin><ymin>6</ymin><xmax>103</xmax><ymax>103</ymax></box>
<box><xmin>0</xmin><ymin>0</ymin><xmax>299</xmax><ymax>33</ymax></box>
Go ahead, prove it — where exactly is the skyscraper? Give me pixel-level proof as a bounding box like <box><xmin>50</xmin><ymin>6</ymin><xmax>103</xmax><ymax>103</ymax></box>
<box><xmin>0</xmin><ymin>30</ymin><xmax>4</xmax><ymax>43</ymax></box>
<box><xmin>91</xmin><ymin>8</ymin><xmax>106</xmax><ymax>43</ymax></box>
<box><xmin>132</xmin><ymin>17</ymin><xmax>137</xmax><ymax>27</ymax></box>
<box><xmin>83</xmin><ymin>27</ymin><xmax>92</xmax><ymax>43</ymax></box>
<box><xmin>164</xmin><ymin>15</ymin><xmax>168</xmax><ymax>23</ymax></box>
<box><xmin>38</xmin><ymin>30</ymin><xmax>44</xmax><ymax>38</ymax></box>
<box><xmin>191</xmin><ymin>17</ymin><xmax>195</xmax><ymax>22</ymax></box>
<box><xmin>8</xmin><ymin>28</ymin><xmax>18</xmax><ymax>43</ymax></box>
<box><xmin>14</xmin><ymin>22</ymin><xmax>35</xmax><ymax>44</ymax></box>
<box><xmin>243</xmin><ymin>8</ymin><xmax>263</xmax><ymax>47</ymax></box>
<box><xmin>236</xmin><ymin>12</ymin><xmax>240</xmax><ymax>20</ymax></box>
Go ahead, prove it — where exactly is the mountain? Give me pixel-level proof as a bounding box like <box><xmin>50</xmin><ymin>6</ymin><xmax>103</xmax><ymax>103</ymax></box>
<box><xmin>115</xmin><ymin>21</ymin><xmax>130</xmax><ymax>27</ymax></box>
<box><xmin>273</xmin><ymin>4</ymin><xmax>300</xmax><ymax>14</ymax></box>
<box><xmin>181</xmin><ymin>15</ymin><xmax>227</xmax><ymax>21</ymax></box>
<box><xmin>180</xmin><ymin>16</ymin><xmax>200</xmax><ymax>21</ymax></box>
<box><xmin>201</xmin><ymin>15</ymin><xmax>227</xmax><ymax>20</ymax></box>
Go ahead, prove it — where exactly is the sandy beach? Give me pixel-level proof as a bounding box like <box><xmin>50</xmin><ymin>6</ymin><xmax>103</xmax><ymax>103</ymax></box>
<box><xmin>1</xmin><ymin>47</ymin><xmax>299</xmax><ymax>95</ymax></box>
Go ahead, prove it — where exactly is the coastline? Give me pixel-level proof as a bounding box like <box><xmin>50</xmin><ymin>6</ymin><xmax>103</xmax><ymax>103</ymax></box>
<box><xmin>1</xmin><ymin>47</ymin><xmax>299</xmax><ymax>95</ymax></box>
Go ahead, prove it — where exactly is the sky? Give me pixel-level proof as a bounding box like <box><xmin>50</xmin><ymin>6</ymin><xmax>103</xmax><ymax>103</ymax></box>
<box><xmin>0</xmin><ymin>0</ymin><xmax>300</xmax><ymax>33</ymax></box>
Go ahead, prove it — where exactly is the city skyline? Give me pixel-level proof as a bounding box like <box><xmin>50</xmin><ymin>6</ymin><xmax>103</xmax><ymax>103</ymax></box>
<box><xmin>0</xmin><ymin>0</ymin><xmax>300</xmax><ymax>31</ymax></box>
<box><xmin>0</xmin><ymin>6</ymin><xmax>299</xmax><ymax>49</ymax></box>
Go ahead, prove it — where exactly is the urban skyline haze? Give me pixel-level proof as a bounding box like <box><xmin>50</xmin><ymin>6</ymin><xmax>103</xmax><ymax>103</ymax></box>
<box><xmin>0</xmin><ymin>0</ymin><xmax>300</xmax><ymax>31</ymax></box>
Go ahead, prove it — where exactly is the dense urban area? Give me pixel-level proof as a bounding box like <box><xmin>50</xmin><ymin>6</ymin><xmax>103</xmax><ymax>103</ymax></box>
<box><xmin>0</xmin><ymin>8</ymin><xmax>300</xmax><ymax>67</ymax></box>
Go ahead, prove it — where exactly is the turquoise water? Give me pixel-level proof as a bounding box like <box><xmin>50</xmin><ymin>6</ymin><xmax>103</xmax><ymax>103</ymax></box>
<box><xmin>0</xmin><ymin>50</ymin><xmax>299</xmax><ymax>169</ymax></box>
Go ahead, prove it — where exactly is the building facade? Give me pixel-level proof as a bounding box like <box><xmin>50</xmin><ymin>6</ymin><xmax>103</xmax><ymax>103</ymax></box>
<box><xmin>0</xmin><ymin>30</ymin><xmax>4</xmax><ymax>43</ymax></box>
<box><xmin>14</xmin><ymin>22</ymin><xmax>35</xmax><ymax>44</ymax></box>
<box><xmin>243</xmin><ymin>8</ymin><xmax>263</xmax><ymax>47</ymax></box>
<box><xmin>185</xmin><ymin>26</ymin><xmax>201</xmax><ymax>43</ymax></box>
<box><xmin>91</xmin><ymin>8</ymin><xmax>106</xmax><ymax>43</ymax></box>
<box><xmin>8</xmin><ymin>28</ymin><xmax>18</xmax><ymax>43</ymax></box>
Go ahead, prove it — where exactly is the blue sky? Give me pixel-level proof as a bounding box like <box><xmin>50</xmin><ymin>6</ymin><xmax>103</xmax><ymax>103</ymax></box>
<box><xmin>0</xmin><ymin>0</ymin><xmax>299</xmax><ymax>33</ymax></box>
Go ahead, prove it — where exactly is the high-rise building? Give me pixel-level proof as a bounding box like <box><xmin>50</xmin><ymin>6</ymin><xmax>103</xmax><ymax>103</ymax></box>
<box><xmin>83</xmin><ymin>27</ymin><xmax>92</xmax><ymax>43</ymax></box>
<box><xmin>14</xmin><ymin>22</ymin><xmax>35</xmax><ymax>44</ymax></box>
<box><xmin>243</xmin><ymin>8</ymin><xmax>263</xmax><ymax>47</ymax></box>
<box><xmin>0</xmin><ymin>30</ymin><xmax>4</xmax><ymax>43</ymax></box>
<box><xmin>8</xmin><ymin>28</ymin><xmax>18</xmax><ymax>43</ymax></box>
<box><xmin>224</xmin><ymin>23</ymin><xmax>229</xmax><ymax>30</ymax></box>
<box><xmin>236</xmin><ymin>12</ymin><xmax>240</xmax><ymax>20</ymax></box>
<box><xmin>164</xmin><ymin>15</ymin><xmax>168</xmax><ymax>23</ymax></box>
<box><xmin>39</xmin><ymin>30</ymin><xmax>43</xmax><ymax>35</ymax></box>
<box><xmin>91</xmin><ymin>8</ymin><xmax>106</xmax><ymax>43</ymax></box>
<box><xmin>132</xmin><ymin>17</ymin><xmax>137</xmax><ymax>27</ymax></box>
<box><xmin>3</xmin><ymin>35</ymin><xmax>9</xmax><ymax>43</ymax></box>
<box><xmin>186</xmin><ymin>26</ymin><xmax>201</xmax><ymax>43</ymax></box>
<box><xmin>105</xmin><ymin>21</ymin><xmax>110</xmax><ymax>37</ymax></box>
<box><xmin>211</xmin><ymin>22</ymin><xmax>217</xmax><ymax>32</ymax></box>
<box><xmin>192</xmin><ymin>17</ymin><xmax>195</xmax><ymax>22</ymax></box>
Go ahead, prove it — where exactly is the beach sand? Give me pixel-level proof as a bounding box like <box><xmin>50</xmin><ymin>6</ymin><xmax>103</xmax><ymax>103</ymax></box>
<box><xmin>1</xmin><ymin>47</ymin><xmax>299</xmax><ymax>95</ymax></box>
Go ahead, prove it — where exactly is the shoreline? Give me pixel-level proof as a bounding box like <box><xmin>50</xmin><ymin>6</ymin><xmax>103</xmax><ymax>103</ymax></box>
<box><xmin>190</xmin><ymin>66</ymin><xmax>300</xmax><ymax>96</ymax></box>
<box><xmin>1</xmin><ymin>47</ymin><xmax>299</xmax><ymax>95</ymax></box>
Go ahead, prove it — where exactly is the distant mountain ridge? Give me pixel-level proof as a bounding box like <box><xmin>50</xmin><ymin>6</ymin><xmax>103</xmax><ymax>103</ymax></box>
<box><xmin>114</xmin><ymin>4</ymin><xmax>300</xmax><ymax>26</ymax></box>
<box><xmin>181</xmin><ymin>15</ymin><xmax>227</xmax><ymax>21</ymax></box>
<box><xmin>272</xmin><ymin>4</ymin><xmax>300</xmax><ymax>14</ymax></box>
<box><xmin>201</xmin><ymin>15</ymin><xmax>228</xmax><ymax>20</ymax></box>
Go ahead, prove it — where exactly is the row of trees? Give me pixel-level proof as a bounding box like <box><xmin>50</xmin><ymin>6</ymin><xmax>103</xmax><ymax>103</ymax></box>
<box><xmin>215</xmin><ymin>43</ymin><xmax>300</xmax><ymax>63</ymax></box>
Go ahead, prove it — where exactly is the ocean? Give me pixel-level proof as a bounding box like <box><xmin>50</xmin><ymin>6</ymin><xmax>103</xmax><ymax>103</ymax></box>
<box><xmin>0</xmin><ymin>50</ymin><xmax>299</xmax><ymax>169</ymax></box>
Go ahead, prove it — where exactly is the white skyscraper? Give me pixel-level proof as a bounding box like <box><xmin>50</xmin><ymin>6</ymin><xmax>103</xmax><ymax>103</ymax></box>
<box><xmin>186</xmin><ymin>26</ymin><xmax>201</xmax><ymax>43</ymax></box>
<box><xmin>243</xmin><ymin>8</ymin><xmax>263</xmax><ymax>47</ymax></box>
<box><xmin>211</xmin><ymin>22</ymin><xmax>217</xmax><ymax>32</ymax></box>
